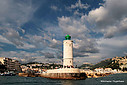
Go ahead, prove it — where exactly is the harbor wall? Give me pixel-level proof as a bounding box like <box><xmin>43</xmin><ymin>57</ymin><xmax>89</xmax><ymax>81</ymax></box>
<box><xmin>40</xmin><ymin>73</ymin><xmax>87</xmax><ymax>79</ymax></box>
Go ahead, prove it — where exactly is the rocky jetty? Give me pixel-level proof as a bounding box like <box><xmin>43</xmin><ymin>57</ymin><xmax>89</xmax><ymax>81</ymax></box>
<box><xmin>18</xmin><ymin>73</ymin><xmax>38</xmax><ymax>77</ymax></box>
<box><xmin>40</xmin><ymin>73</ymin><xmax>87</xmax><ymax>79</ymax></box>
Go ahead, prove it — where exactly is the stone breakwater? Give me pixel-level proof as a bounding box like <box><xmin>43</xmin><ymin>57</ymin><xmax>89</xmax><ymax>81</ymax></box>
<box><xmin>39</xmin><ymin>73</ymin><xmax>87</xmax><ymax>79</ymax></box>
<box><xmin>18</xmin><ymin>72</ymin><xmax>112</xmax><ymax>78</ymax></box>
<box><xmin>18</xmin><ymin>68</ymin><xmax>87</xmax><ymax>80</ymax></box>
<box><xmin>39</xmin><ymin>68</ymin><xmax>87</xmax><ymax>79</ymax></box>
<box><xmin>19</xmin><ymin>68</ymin><xmax>119</xmax><ymax>79</ymax></box>
<box><xmin>18</xmin><ymin>72</ymin><xmax>112</xmax><ymax>79</ymax></box>
<box><xmin>18</xmin><ymin>73</ymin><xmax>87</xmax><ymax>79</ymax></box>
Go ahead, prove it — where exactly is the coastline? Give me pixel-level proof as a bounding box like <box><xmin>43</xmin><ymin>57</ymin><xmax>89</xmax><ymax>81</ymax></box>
<box><xmin>18</xmin><ymin>69</ymin><xmax>127</xmax><ymax>79</ymax></box>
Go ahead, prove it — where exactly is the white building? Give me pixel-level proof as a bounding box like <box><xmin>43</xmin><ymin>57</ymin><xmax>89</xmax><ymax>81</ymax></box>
<box><xmin>104</xmin><ymin>68</ymin><xmax>112</xmax><ymax>73</ymax></box>
<box><xmin>63</xmin><ymin>35</ymin><xmax>73</xmax><ymax>68</ymax></box>
<box><xmin>0</xmin><ymin>57</ymin><xmax>21</xmax><ymax>72</ymax></box>
<box><xmin>94</xmin><ymin>68</ymin><xmax>104</xmax><ymax>73</ymax></box>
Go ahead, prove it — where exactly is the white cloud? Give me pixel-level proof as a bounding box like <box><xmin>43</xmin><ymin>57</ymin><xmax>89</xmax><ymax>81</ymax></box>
<box><xmin>58</xmin><ymin>16</ymin><xmax>88</xmax><ymax>37</ymax></box>
<box><xmin>97</xmin><ymin>36</ymin><xmax>127</xmax><ymax>48</ymax></box>
<box><xmin>87</xmin><ymin>7</ymin><xmax>108</xmax><ymax>23</ymax></box>
<box><xmin>57</xmin><ymin>0</ymin><xmax>127</xmax><ymax>63</ymax></box>
<box><xmin>86</xmin><ymin>0</ymin><xmax>127</xmax><ymax>38</ymax></box>
<box><xmin>49</xmin><ymin>39</ymin><xmax>62</xmax><ymax>49</ymax></box>
<box><xmin>0</xmin><ymin>0</ymin><xmax>38</xmax><ymax>49</ymax></box>
<box><xmin>123</xmin><ymin>52</ymin><xmax>127</xmax><ymax>55</ymax></box>
<box><xmin>40</xmin><ymin>52</ymin><xmax>55</xmax><ymax>58</ymax></box>
<box><xmin>74</xmin><ymin>9</ymin><xmax>84</xmax><ymax>16</ymax></box>
<box><xmin>94</xmin><ymin>35</ymin><xmax>127</xmax><ymax>59</ymax></box>
<box><xmin>51</xmin><ymin>5</ymin><xmax>61</xmax><ymax>11</ymax></box>
<box><xmin>0</xmin><ymin>50</ymin><xmax>62</xmax><ymax>64</ymax></box>
<box><xmin>70</xmin><ymin>0</ymin><xmax>90</xmax><ymax>9</ymax></box>
<box><xmin>0</xmin><ymin>35</ymin><xmax>12</xmax><ymax>44</ymax></box>
<box><xmin>82</xmin><ymin>0</ymin><xmax>127</xmax><ymax>62</ymax></box>
<box><xmin>74</xmin><ymin>55</ymin><xmax>102</xmax><ymax>66</ymax></box>
<box><xmin>1</xmin><ymin>28</ymin><xmax>36</xmax><ymax>49</ymax></box>
<box><xmin>16</xmin><ymin>43</ymin><xmax>35</xmax><ymax>49</ymax></box>
<box><xmin>0</xmin><ymin>51</ymin><xmax>40</xmax><ymax>63</ymax></box>
<box><xmin>66</xmin><ymin>0</ymin><xmax>90</xmax><ymax>16</ymax></box>
<box><xmin>26</xmin><ymin>33</ymin><xmax>62</xmax><ymax>50</ymax></box>
<box><xmin>0</xmin><ymin>0</ymin><xmax>37</xmax><ymax>27</ymax></box>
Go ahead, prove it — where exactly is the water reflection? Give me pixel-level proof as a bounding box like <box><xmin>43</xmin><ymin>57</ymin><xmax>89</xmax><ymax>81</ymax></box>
<box><xmin>61</xmin><ymin>80</ymin><xmax>75</xmax><ymax>85</ymax></box>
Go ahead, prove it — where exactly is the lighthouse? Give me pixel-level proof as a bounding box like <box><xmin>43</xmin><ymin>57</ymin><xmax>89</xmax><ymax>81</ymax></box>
<box><xmin>63</xmin><ymin>35</ymin><xmax>73</xmax><ymax>68</ymax></box>
<box><xmin>40</xmin><ymin>34</ymin><xmax>87</xmax><ymax>80</ymax></box>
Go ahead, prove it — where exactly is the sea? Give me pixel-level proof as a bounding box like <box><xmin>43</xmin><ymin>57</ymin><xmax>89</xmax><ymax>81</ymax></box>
<box><xmin>0</xmin><ymin>73</ymin><xmax>126</xmax><ymax>85</ymax></box>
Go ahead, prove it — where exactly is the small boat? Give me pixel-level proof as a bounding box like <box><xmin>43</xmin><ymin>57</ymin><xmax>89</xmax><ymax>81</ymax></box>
<box><xmin>0</xmin><ymin>71</ymin><xmax>16</xmax><ymax>76</ymax></box>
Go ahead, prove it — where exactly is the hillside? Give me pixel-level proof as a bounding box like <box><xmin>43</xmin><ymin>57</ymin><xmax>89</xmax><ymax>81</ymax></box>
<box><xmin>79</xmin><ymin>63</ymin><xmax>93</xmax><ymax>69</ymax></box>
<box><xmin>80</xmin><ymin>57</ymin><xmax>123</xmax><ymax>70</ymax></box>
<box><xmin>92</xmin><ymin>57</ymin><xmax>122</xmax><ymax>70</ymax></box>
<box><xmin>92</xmin><ymin>58</ymin><xmax>112</xmax><ymax>69</ymax></box>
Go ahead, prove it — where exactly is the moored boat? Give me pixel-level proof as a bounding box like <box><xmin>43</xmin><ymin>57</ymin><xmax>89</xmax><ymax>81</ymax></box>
<box><xmin>0</xmin><ymin>71</ymin><xmax>16</xmax><ymax>76</ymax></box>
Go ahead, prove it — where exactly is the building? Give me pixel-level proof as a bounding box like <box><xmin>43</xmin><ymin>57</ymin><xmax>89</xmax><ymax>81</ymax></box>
<box><xmin>104</xmin><ymin>68</ymin><xmax>112</xmax><ymax>72</ymax></box>
<box><xmin>118</xmin><ymin>58</ymin><xmax>127</xmax><ymax>65</ymax></box>
<box><xmin>20</xmin><ymin>65</ymin><xmax>29</xmax><ymax>72</ymax></box>
<box><xmin>94</xmin><ymin>68</ymin><xmax>104</xmax><ymax>73</ymax></box>
<box><xmin>0</xmin><ymin>61</ymin><xmax>2</xmax><ymax>65</ymax></box>
<box><xmin>112</xmin><ymin>56</ymin><xmax>127</xmax><ymax>65</ymax></box>
<box><xmin>63</xmin><ymin>35</ymin><xmax>73</xmax><ymax>68</ymax></box>
<box><xmin>120</xmin><ymin>64</ymin><xmax>127</xmax><ymax>70</ymax></box>
<box><xmin>27</xmin><ymin>63</ymin><xmax>43</xmax><ymax>69</ymax></box>
<box><xmin>40</xmin><ymin>35</ymin><xmax>87</xmax><ymax>79</ymax></box>
<box><xmin>0</xmin><ymin>57</ymin><xmax>21</xmax><ymax>72</ymax></box>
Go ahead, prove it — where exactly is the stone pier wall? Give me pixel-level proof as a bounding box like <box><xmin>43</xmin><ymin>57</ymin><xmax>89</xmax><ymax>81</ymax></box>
<box><xmin>40</xmin><ymin>73</ymin><xmax>87</xmax><ymax>79</ymax></box>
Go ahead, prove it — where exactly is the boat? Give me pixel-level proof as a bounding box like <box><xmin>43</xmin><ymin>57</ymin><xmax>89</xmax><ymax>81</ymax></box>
<box><xmin>0</xmin><ymin>71</ymin><xmax>16</xmax><ymax>76</ymax></box>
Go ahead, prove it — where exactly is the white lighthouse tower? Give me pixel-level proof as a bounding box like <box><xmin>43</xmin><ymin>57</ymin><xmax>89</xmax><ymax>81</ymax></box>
<box><xmin>41</xmin><ymin>35</ymin><xmax>87</xmax><ymax>80</ymax></box>
<box><xmin>63</xmin><ymin>35</ymin><xmax>73</xmax><ymax>68</ymax></box>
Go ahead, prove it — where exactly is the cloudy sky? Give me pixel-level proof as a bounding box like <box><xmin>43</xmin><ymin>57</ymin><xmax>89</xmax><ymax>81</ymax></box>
<box><xmin>0</xmin><ymin>0</ymin><xmax>127</xmax><ymax>66</ymax></box>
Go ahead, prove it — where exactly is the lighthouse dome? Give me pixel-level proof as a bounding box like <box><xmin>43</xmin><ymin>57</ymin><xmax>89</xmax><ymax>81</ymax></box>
<box><xmin>65</xmin><ymin>35</ymin><xmax>71</xmax><ymax>40</ymax></box>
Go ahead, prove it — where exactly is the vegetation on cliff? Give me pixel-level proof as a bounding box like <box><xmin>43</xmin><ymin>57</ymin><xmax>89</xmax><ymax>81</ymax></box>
<box><xmin>79</xmin><ymin>63</ymin><xmax>93</xmax><ymax>69</ymax></box>
<box><xmin>80</xmin><ymin>57</ymin><xmax>122</xmax><ymax>70</ymax></box>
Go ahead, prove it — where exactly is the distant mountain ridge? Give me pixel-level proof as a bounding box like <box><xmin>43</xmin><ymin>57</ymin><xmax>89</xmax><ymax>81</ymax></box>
<box><xmin>80</xmin><ymin>56</ymin><xmax>127</xmax><ymax>70</ymax></box>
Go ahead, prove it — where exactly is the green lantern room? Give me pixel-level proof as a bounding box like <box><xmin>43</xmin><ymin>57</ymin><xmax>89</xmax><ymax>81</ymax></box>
<box><xmin>65</xmin><ymin>35</ymin><xmax>71</xmax><ymax>40</ymax></box>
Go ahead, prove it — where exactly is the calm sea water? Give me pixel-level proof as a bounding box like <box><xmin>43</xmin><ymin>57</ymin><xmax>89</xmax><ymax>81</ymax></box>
<box><xmin>0</xmin><ymin>73</ymin><xmax>126</xmax><ymax>85</ymax></box>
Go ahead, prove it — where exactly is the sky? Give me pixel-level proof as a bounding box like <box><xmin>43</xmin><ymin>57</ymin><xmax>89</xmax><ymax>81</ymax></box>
<box><xmin>0</xmin><ymin>0</ymin><xmax>127</xmax><ymax>66</ymax></box>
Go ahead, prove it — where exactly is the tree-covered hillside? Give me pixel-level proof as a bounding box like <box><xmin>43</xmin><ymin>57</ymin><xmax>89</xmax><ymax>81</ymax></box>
<box><xmin>80</xmin><ymin>58</ymin><xmax>121</xmax><ymax>70</ymax></box>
